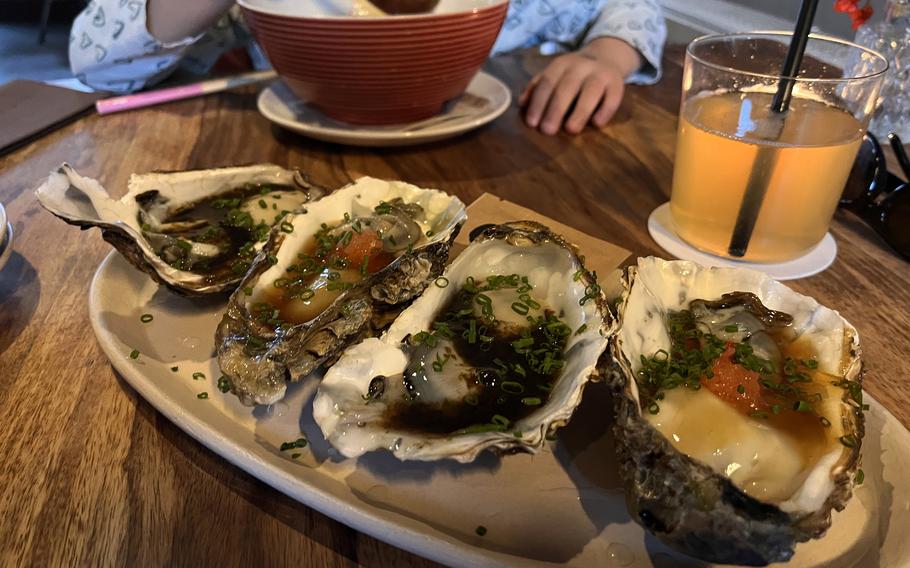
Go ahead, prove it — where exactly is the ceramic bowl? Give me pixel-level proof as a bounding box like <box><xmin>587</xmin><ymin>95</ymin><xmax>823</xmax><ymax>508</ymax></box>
<box><xmin>239</xmin><ymin>0</ymin><xmax>509</xmax><ymax>124</ymax></box>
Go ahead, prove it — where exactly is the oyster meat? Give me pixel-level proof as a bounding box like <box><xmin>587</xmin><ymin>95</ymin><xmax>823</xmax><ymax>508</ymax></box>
<box><xmin>312</xmin><ymin>221</ymin><xmax>612</xmax><ymax>462</ymax></box>
<box><xmin>216</xmin><ymin>177</ymin><xmax>467</xmax><ymax>406</ymax></box>
<box><xmin>609</xmin><ymin>257</ymin><xmax>864</xmax><ymax>565</ymax></box>
<box><xmin>35</xmin><ymin>163</ymin><xmax>323</xmax><ymax>295</ymax></box>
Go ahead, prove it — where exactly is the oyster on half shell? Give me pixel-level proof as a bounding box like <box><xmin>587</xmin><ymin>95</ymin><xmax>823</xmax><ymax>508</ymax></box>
<box><xmin>35</xmin><ymin>164</ymin><xmax>324</xmax><ymax>295</ymax></box>
<box><xmin>216</xmin><ymin>177</ymin><xmax>466</xmax><ymax>406</ymax></box>
<box><xmin>312</xmin><ymin>221</ymin><xmax>613</xmax><ymax>463</ymax></box>
<box><xmin>609</xmin><ymin>257</ymin><xmax>864</xmax><ymax>566</ymax></box>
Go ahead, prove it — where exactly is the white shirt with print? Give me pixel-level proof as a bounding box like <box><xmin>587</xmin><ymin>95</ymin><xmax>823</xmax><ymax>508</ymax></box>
<box><xmin>69</xmin><ymin>0</ymin><xmax>666</xmax><ymax>93</ymax></box>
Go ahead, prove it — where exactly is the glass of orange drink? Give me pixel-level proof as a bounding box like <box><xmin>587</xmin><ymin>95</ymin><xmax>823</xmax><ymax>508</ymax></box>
<box><xmin>670</xmin><ymin>32</ymin><xmax>888</xmax><ymax>262</ymax></box>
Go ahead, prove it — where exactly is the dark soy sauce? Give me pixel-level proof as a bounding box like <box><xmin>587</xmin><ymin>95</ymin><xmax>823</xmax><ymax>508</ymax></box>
<box><xmin>380</xmin><ymin>277</ymin><xmax>571</xmax><ymax>435</ymax></box>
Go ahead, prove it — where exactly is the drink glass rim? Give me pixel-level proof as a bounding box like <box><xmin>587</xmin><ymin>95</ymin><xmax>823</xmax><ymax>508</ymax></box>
<box><xmin>686</xmin><ymin>30</ymin><xmax>889</xmax><ymax>83</ymax></box>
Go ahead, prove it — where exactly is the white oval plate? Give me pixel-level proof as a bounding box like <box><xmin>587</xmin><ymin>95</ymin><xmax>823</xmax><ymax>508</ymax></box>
<box><xmin>89</xmin><ymin>251</ymin><xmax>910</xmax><ymax>568</ymax></box>
<box><xmin>257</xmin><ymin>71</ymin><xmax>511</xmax><ymax>147</ymax></box>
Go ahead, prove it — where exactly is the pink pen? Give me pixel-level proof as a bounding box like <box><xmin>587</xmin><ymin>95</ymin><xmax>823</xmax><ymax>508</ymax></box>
<box><xmin>95</xmin><ymin>70</ymin><xmax>278</xmax><ymax>114</ymax></box>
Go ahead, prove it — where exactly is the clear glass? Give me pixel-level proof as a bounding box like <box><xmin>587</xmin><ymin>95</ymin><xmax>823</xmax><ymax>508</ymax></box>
<box><xmin>669</xmin><ymin>32</ymin><xmax>888</xmax><ymax>263</ymax></box>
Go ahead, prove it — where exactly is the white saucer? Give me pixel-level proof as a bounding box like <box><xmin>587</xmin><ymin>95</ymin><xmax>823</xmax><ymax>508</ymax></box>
<box><xmin>257</xmin><ymin>71</ymin><xmax>511</xmax><ymax>147</ymax></box>
<box><xmin>0</xmin><ymin>223</ymin><xmax>13</xmax><ymax>273</ymax></box>
<box><xmin>647</xmin><ymin>202</ymin><xmax>837</xmax><ymax>280</ymax></box>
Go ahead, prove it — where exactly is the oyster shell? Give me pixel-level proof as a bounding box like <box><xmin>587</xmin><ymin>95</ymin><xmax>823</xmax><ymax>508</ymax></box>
<box><xmin>35</xmin><ymin>163</ymin><xmax>324</xmax><ymax>295</ymax></box>
<box><xmin>609</xmin><ymin>257</ymin><xmax>864</xmax><ymax>565</ymax></box>
<box><xmin>312</xmin><ymin>221</ymin><xmax>612</xmax><ymax>463</ymax></box>
<box><xmin>216</xmin><ymin>177</ymin><xmax>467</xmax><ymax>406</ymax></box>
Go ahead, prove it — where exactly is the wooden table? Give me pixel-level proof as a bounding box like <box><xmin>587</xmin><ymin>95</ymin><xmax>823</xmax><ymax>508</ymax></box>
<box><xmin>1</xmin><ymin>48</ymin><xmax>908</xmax><ymax>567</ymax></box>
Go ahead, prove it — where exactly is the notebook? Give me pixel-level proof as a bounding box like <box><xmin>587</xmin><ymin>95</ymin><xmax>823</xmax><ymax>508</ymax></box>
<box><xmin>0</xmin><ymin>80</ymin><xmax>104</xmax><ymax>155</ymax></box>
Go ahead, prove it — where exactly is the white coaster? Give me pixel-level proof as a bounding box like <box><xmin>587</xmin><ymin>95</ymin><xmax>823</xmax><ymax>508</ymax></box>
<box><xmin>647</xmin><ymin>202</ymin><xmax>837</xmax><ymax>280</ymax></box>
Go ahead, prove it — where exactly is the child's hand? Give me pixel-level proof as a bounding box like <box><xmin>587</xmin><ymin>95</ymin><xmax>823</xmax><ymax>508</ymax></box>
<box><xmin>519</xmin><ymin>37</ymin><xmax>642</xmax><ymax>136</ymax></box>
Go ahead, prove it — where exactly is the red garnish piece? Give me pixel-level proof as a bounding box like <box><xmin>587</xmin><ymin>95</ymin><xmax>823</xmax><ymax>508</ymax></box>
<box><xmin>333</xmin><ymin>229</ymin><xmax>391</xmax><ymax>273</ymax></box>
<box><xmin>701</xmin><ymin>342</ymin><xmax>771</xmax><ymax>415</ymax></box>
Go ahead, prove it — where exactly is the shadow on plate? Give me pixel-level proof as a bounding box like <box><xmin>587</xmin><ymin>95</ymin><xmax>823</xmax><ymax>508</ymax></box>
<box><xmin>332</xmin><ymin>381</ymin><xmax>637</xmax><ymax>564</ymax></box>
<box><xmin>98</xmin><ymin>285</ymin><xmax>227</xmax><ymax>363</ymax></box>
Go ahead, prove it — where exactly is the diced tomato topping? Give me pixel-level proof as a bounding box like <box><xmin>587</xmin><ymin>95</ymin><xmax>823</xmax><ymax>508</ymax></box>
<box><xmin>701</xmin><ymin>342</ymin><xmax>770</xmax><ymax>415</ymax></box>
<box><xmin>333</xmin><ymin>229</ymin><xmax>391</xmax><ymax>273</ymax></box>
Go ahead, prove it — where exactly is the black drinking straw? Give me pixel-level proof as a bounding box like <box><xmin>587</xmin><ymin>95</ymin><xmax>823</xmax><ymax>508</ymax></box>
<box><xmin>727</xmin><ymin>0</ymin><xmax>820</xmax><ymax>258</ymax></box>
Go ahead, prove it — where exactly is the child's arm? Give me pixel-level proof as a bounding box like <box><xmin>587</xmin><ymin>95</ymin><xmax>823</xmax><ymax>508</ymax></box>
<box><xmin>520</xmin><ymin>0</ymin><xmax>666</xmax><ymax>135</ymax></box>
<box><xmin>148</xmin><ymin>0</ymin><xmax>236</xmax><ymax>43</ymax></box>
<box><xmin>69</xmin><ymin>0</ymin><xmax>236</xmax><ymax>93</ymax></box>
<box><xmin>520</xmin><ymin>37</ymin><xmax>642</xmax><ymax>135</ymax></box>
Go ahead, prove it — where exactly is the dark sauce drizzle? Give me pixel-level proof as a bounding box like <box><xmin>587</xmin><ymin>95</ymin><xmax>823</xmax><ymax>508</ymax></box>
<box><xmin>378</xmin><ymin>274</ymin><xmax>573</xmax><ymax>436</ymax></box>
<box><xmin>140</xmin><ymin>183</ymin><xmax>297</xmax><ymax>283</ymax></box>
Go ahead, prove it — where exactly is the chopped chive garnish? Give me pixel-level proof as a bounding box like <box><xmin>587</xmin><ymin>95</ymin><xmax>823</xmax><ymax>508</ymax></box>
<box><xmin>491</xmin><ymin>414</ymin><xmax>510</xmax><ymax>427</ymax></box>
<box><xmin>511</xmin><ymin>337</ymin><xmax>534</xmax><ymax>351</ymax></box>
<box><xmin>839</xmin><ymin>435</ymin><xmax>857</xmax><ymax>448</ymax></box>
<box><xmin>192</xmin><ymin>372</ymin><xmax>205</xmax><ymax>381</ymax></box>
<box><xmin>196</xmin><ymin>392</ymin><xmax>208</xmax><ymax>399</ymax></box>
<box><xmin>280</xmin><ymin>437</ymin><xmax>308</xmax><ymax>451</ymax></box>
<box><xmin>217</xmin><ymin>376</ymin><xmax>231</xmax><ymax>393</ymax></box>
<box><xmin>819</xmin><ymin>416</ymin><xmax>831</xmax><ymax>427</ymax></box>
<box><xmin>475</xmin><ymin>526</ymin><xmax>487</xmax><ymax>536</ymax></box>
<box><xmin>170</xmin><ymin>366</ymin><xmax>178</xmax><ymax>372</ymax></box>
<box><xmin>511</xmin><ymin>302</ymin><xmax>529</xmax><ymax>315</ymax></box>
<box><xmin>724</xmin><ymin>324</ymin><xmax>738</xmax><ymax>332</ymax></box>
<box><xmin>793</xmin><ymin>400</ymin><xmax>813</xmax><ymax>413</ymax></box>
<box><xmin>856</xmin><ymin>469</ymin><xmax>864</xmax><ymax>484</ymax></box>
<box><xmin>521</xmin><ymin>397</ymin><xmax>542</xmax><ymax>406</ymax></box>
<box><xmin>501</xmin><ymin>381</ymin><xmax>524</xmax><ymax>394</ymax></box>
<box><xmin>129</xmin><ymin>349</ymin><xmax>140</xmax><ymax>360</ymax></box>
<box><xmin>736</xmin><ymin>384</ymin><xmax>745</xmax><ymax>394</ymax></box>
<box><xmin>435</xmin><ymin>276</ymin><xmax>449</xmax><ymax>288</ymax></box>
<box><xmin>140</xmin><ymin>313</ymin><xmax>154</xmax><ymax>323</ymax></box>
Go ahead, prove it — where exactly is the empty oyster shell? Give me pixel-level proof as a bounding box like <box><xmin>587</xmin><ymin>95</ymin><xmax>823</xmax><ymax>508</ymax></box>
<box><xmin>609</xmin><ymin>257</ymin><xmax>864</xmax><ymax>565</ymax></box>
<box><xmin>312</xmin><ymin>221</ymin><xmax>613</xmax><ymax>462</ymax></box>
<box><xmin>35</xmin><ymin>163</ymin><xmax>324</xmax><ymax>295</ymax></box>
<box><xmin>216</xmin><ymin>177</ymin><xmax>466</xmax><ymax>406</ymax></box>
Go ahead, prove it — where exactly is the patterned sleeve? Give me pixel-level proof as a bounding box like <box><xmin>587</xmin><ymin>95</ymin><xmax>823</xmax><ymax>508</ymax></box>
<box><xmin>68</xmin><ymin>0</ymin><xmax>238</xmax><ymax>93</ymax></box>
<box><xmin>582</xmin><ymin>0</ymin><xmax>667</xmax><ymax>85</ymax></box>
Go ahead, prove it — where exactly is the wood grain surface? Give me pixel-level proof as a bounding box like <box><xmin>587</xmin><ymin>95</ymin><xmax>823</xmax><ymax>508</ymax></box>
<box><xmin>1</xmin><ymin>47</ymin><xmax>908</xmax><ymax>567</ymax></box>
